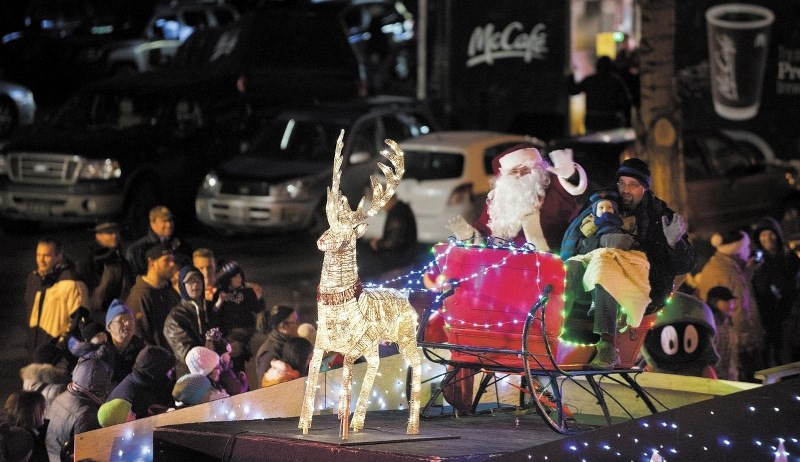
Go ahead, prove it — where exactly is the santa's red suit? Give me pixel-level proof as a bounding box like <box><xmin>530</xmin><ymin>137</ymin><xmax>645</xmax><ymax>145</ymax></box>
<box><xmin>426</xmin><ymin>144</ymin><xmax>586</xmax><ymax>414</ymax></box>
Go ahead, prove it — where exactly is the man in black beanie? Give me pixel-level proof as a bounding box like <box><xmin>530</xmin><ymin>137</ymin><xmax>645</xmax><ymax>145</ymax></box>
<box><xmin>561</xmin><ymin>157</ymin><xmax>695</xmax><ymax>368</ymax></box>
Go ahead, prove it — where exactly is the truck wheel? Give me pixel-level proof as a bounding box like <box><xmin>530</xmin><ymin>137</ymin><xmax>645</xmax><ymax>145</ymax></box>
<box><xmin>122</xmin><ymin>181</ymin><xmax>160</xmax><ymax>239</ymax></box>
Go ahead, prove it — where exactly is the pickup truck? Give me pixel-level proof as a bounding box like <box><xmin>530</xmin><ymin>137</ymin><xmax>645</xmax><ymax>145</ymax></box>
<box><xmin>0</xmin><ymin>71</ymin><xmax>244</xmax><ymax>235</ymax></box>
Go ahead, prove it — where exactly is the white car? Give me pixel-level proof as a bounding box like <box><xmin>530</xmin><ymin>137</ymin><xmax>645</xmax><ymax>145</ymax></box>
<box><xmin>364</xmin><ymin>131</ymin><xmax>544</xmax><ymax>244</ymax></box>
<box><xmin>0</xmin><ymin>79</ymin><xmax>36</xmax><ymax>138</ymax></box>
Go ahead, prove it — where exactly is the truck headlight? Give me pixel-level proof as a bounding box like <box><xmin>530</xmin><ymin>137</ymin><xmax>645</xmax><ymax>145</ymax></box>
<box><xmin>274</xmin><ymin>178</ymin><xmax>310</xmax><ymax>200</ymax></box>
<box><xmin>79</xmin><ymin>158</ymin><xmax>121</xmax><ymax>180</ymax></box>
<box><xmin>199</xmin><ymin>172</ymin><xmax>220</xmax><ymax>195</ymax></box>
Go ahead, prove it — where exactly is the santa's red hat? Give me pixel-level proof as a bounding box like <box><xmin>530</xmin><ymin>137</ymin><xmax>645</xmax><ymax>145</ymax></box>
<box><xmin>491</xmin><ymin>144</ymin><xmax>587</xmax><ymax>196</ymax></box>
<box><xmin>492</xmin><ymin>143</ymin><xmax>542</xmax><ymax>175</ymax></box>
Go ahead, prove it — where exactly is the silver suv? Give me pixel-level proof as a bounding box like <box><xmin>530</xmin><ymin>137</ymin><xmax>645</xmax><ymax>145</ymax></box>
<box><xmin>195</xmin><ymin>97</ymin><xmax>436</xmax><ymax>237</ymax></box>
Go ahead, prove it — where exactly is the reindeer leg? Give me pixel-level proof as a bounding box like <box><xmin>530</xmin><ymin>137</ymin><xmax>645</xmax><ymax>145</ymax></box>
<box><xmin>339</xmin><ymin>355</ymin><xmax>355</xmax><ymax>440</ymax></box>
<box><xmin>352</xmin><ymin>349</ymin><xmax>380</xmax><ymax>433</ymax></box>
<box><xmin>398</xmin><ymin>326</ymin><xmax>422</xmax><ymax>435</ymax></box>
<box><xmin>299</xmin><ymin>347</ymin><xmax>326</xmax><ymax>434</ymax></box>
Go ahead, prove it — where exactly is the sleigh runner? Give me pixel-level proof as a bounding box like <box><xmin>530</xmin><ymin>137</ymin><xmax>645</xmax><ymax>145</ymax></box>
<box><xmin>416</xmin><ymin>241</ymin><xmax>662</xmax><ymax>434</ymax></box>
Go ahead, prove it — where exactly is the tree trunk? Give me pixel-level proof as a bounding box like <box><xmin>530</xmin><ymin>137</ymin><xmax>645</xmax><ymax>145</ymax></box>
<box><xmin>637</xmin><ymin>0</ymin><xmax>687</xmax><ymax>215</ymax></box>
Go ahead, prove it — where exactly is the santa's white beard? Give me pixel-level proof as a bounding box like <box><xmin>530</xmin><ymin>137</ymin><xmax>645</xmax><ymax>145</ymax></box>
<box><xmin>487</xmin><ymin>165</ymin><xmax>549</xmax><ymax>239</ymax></box>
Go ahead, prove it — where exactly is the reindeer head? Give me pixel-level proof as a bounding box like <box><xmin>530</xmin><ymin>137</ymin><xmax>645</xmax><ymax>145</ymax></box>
<box><xmin>317</xmin><ymin>130</ymin><xmax>404</xmax><ymax>252</ymax></box>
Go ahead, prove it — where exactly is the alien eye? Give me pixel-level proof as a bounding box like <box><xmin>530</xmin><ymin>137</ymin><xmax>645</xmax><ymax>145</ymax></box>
<box><xmin>660</xmin><ymin>325</ymin><xmax>679</xmax><ymax>355</ymax></box>
<box><xmin>683</xmin><ymin>325</ymin><xmax>699</xmax><ymax>353</ymax></box>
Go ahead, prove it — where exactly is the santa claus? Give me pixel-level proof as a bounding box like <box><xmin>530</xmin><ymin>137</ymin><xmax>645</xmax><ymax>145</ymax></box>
<box><xmin>423</xmin><ymin>144</ymin><xmax>587</xmax><ymax>413</ymax></box>
<box><xmin>448</xmin><ymin>143</ymin><xmax>588</xmax><ymax>251</ymax></box>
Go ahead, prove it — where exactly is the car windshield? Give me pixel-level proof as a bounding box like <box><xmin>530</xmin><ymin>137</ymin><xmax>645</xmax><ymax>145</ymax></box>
<box><xmin>403</xmin><ymin>150</ymin><xmax>464</xmax><ymax>180</ymax></box>
<box><xmin>50</xmin><ymin>92</ymin><xmax>161</xmax><ymax>130</ymax></box>
<box><xmin>248</xmin><ymin>118</ymin><xmax>346</xmax><ymax>163</ymax></box>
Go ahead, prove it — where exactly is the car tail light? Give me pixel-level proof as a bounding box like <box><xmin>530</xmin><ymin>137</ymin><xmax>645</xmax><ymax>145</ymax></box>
<box><xmin>447</xmin><ymin>183</ymin><xmax>474</xmax><ymax>206</ymax></box>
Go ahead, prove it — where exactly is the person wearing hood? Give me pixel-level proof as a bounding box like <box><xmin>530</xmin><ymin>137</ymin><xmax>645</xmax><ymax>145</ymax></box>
<box><xmin>688</xmin><ymin>229</ymin><xmax>764</xmax><ymax>382</ymax></box>
<box><xmin>106</xmin><ymin>345</ymin><xmax>176</xmax><ymax>419</ymax></box>
<box><xmin>750</xmin><ymin>216</ymin><xmax>800</xmax><ymax>366</ymax></box>
<box><xmin>163</xmin><ymin>266</ymin><xmax>216</xmax><ymax>378</ymax></box>
<box><xmin>23</xmin><ymin>238</ymin><xmax>88</xmax><ymax>355</ymax></box>
<box><xmin>45</xmin><ymin>358</ymin><xmax>113</xmax><ymax>461</ymax></box>
<box><xmin>19</xmin><ymin>344</ymin><xmax>70</xmax><ymax>421</ymax></box>
<box><xmin>212</xmin><ymin>260</ymin><xmax>263</xmax><ymax>374</ymax></box>
<box><xmin>641</xmin><ymin>292</ymin><xmax>719</xmax><ymax>378</ymax></box>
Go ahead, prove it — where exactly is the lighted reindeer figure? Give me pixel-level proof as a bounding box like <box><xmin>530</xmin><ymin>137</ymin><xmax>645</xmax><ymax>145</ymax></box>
<box><xmin>298</xmin><ymin>131</ymin><xmax>421</xmax><ymax>440</ymax></box>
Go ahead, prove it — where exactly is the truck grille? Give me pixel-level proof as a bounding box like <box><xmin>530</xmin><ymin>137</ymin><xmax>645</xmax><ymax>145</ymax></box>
<box><xmin>220</xmin><ymin>180</ymin><xmax>270</xmax><ymax>196</ymax></box>
<box><xmin>8</xmin><ymin>153</ymin><xmax>82</xmax><ymax>185</ymax></box>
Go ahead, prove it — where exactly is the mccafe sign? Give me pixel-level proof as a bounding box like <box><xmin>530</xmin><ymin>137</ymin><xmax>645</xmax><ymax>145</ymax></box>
<box><xmin>466</xmin><ymin>21</ymin><xmax>548</xmax><ymax>68</ymax></box>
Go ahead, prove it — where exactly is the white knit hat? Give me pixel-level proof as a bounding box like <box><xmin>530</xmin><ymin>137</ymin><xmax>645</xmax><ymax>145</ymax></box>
<box><xmin>185</xmin><ymin>346</ymin><xmax>219</xmax><ymax>376</ymax></box>
<box><xmin>297</xmin><ymin>323</ymin><xmax>317</xmax><ymax>345</ymax></box>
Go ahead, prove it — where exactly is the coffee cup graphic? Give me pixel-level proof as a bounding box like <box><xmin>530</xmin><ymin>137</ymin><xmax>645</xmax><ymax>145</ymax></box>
<box><xmin>706</xmin><ymin>3</ymin><xmax>774</xmax><ymax>120</ymax></box>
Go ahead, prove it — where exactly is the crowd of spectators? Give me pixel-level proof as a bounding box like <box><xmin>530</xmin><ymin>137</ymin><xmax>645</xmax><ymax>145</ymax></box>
<box><xmin>6</xmin><ymin>205</ymin><xmax>317</xmax><ymax>461</ymax></box>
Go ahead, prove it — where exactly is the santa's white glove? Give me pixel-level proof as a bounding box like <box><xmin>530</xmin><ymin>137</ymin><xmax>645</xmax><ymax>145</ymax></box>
<box><xmin>447</xmin><ymin>215</ymin><xmax>476</xmax><ymax>241</ymax></box>
<box><xmin>546</xmin><ymin>148</ymin><xmax>576</xmax><ymax>178</ymax></box>
<box><xmin>662</xmin><ymin>213</ymin><xmax>687</xmax><ymax>248</ymax></box>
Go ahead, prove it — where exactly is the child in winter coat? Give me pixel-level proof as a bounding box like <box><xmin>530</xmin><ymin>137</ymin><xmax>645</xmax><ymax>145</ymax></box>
<box><xmin>185</xmin><ymin>346</ymin><xmax>229</xmax><ymax>401</ymax></box>
<box><xmin>213</xmin><ymin>261</ymin><xmax>264</xmax><ymax>373</ymax></box>
<box><xmin>204</xmin><ymin>328</ymin><xmax>248</xmax><ymax>395</ymax></box>
<box><xmin>19</xmin><ymin>344</ymin><xmax>70</xmax><ymax>421</ymax></box>
<box><xmin>172</xmin><ymin>373</ymin><xmax>214</xmax><ymax>409</ymax></box>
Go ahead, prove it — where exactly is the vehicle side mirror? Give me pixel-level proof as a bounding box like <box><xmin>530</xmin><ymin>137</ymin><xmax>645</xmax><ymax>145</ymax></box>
<box><xmin>350</xmin><ymin>151</ymin><xmax>371</xmax><ymax>164</ymax></box>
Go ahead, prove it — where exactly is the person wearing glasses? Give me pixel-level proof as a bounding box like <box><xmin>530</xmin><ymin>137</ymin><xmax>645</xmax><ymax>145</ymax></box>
<box><xmin>561</xmin><ymin>158</ymin><xmax>695</xmax><ymax>368</ymax></box>
<box><xmin>254</xmin><ymin>305</ymin><xmax>300</xmax><ymax>386</ymax></box>
<box><xmin>105</xmin><ymin>299</ymin><xmax>145</xmax><ymax>385</ymax></box>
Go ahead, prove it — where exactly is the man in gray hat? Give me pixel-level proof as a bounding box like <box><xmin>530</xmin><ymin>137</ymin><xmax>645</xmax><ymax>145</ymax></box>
<box><xmin>125</xmin><ymin>206</ymin><xmax>193</xmax><ymax>276</ymax></box>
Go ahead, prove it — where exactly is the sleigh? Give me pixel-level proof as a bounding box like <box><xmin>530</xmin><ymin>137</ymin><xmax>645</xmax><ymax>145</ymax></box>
<box><xmin>416</xmin><ymin>241</ymin><xmax>661</xmax><ymax>434</ymax></box>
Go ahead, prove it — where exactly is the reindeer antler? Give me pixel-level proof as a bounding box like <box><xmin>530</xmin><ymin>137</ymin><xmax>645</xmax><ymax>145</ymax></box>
<box><xmin>353</xmin><ymin>138</ymin><xmax>404</xmax><ymax>223</ymax></box>
<box><xmin>325</xmin><ymin>130</ymin><xmax>346</xmax><ymax>226</ymax></box>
